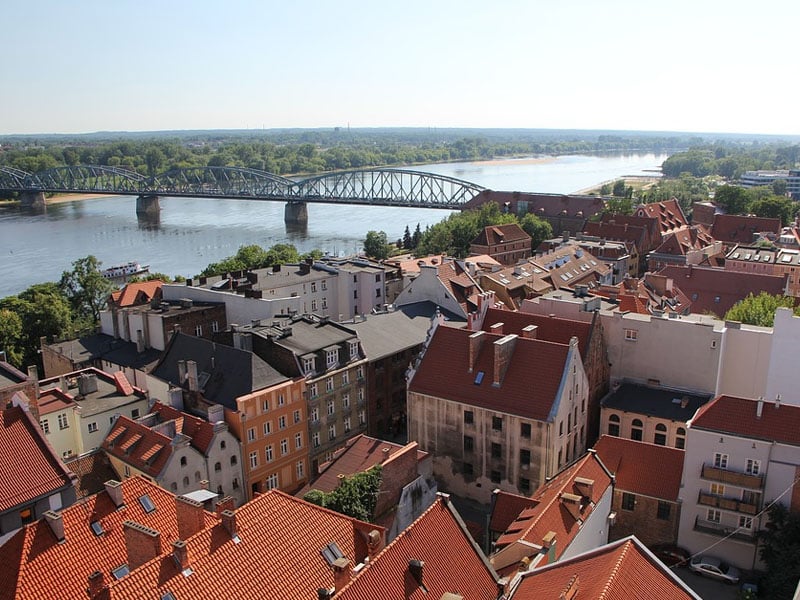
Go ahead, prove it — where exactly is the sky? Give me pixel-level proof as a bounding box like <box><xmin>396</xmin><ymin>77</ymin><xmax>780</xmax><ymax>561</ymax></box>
<box><xmin>2</xmin><ymin>0</ymin><xmax>798</xmax><ymax>136</ymax></box>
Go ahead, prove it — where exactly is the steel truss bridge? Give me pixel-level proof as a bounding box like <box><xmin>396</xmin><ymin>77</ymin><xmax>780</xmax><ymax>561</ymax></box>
<box><xmin>0</xmin><ymin>165</ymin><xmax>485</xmax><ymax>211</ymax></box>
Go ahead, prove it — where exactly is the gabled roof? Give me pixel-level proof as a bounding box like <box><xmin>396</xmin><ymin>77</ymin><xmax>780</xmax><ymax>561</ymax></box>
<box><xmin>105</xmin><ymin>490</ymin><xmax>382</xmax><ymax>600</ymax></box>
<box><xmin>347</xmin><ymin>308</ymin><xmax>432</xmax><ymax>361</ymax></box>
<box><xmin>690</xmin><ymin>395</ymin><xmax>800</xmax><ymax>446</ymax></box>
<box><xmin>0</xmin><ymin>406</ymin><xmax>77</xmax><ymax>514</ymax></box>
<box><xmin>0</xmin><ymin>476</ymin><xmax>214</xmax><ymax>600</ymax></box>
<box><xmin>489</xmin><ymin>491</ymin><xmax>537</xmax><ymax>534</ymax></box>
<box><xmin>109</xmin><ymin>280</ymin><xmax>163</xmax><ymax>308</ymax></box>
<box><xmin>491</xmin><ymin>452</ymin><xmax>613</xmax><ymax>570</ymax></box>
<box><xmin>510</xmin><ymin>536</ymin><xmax>701</xmax><ymax>599</ymax></box>
<box><xmin>409</xmin><ymin>326</ymin><xmax>571</xmax><ymax>421</ymax></box>
<box><xmin>583</xmin><ymin>220</ymin><xmax>648</xmax><ymax>252</ymax></box>
<box><xmin>465</xmin><ymin>190</ymin><xmax>606</xmax><ymax>220</ymax></box>
<box><xmin>102</xmin><ymin>416</ymin><xmax>174</xmax><ymax>478</ymax></box>
<box><xmin>64</xmin><ymin>449</ymin><xmax>119</xmax><ymax>499</ymax></box>
<box><xmin>534</xmin><ymin>245</ymin><xmax>611</xmax><ymax>290</ymax></box>
<box><xmin>593</xmin><ymin>436</ymin><xmax>683</xmax><ymax>501</ymax></box>
<box><xmin>149</xmin><ymin>401</ymin><xmax>216</xmax><ymax>454</ymax></box>
<box><xmin>335</xmin><ymin>495</ymin><xmax>499</xmax><ymax>600</ymax></box>
<box><xmin>43</xmin><ymin>333</ymin><xmax>163</xmax><ymax>371</ymax></box>
<box><xmin>635</xmin><ymin>199</ymin><xmax>689</xmax><ymax>237</ymax></box>
<box><xmin>0</xmin><ymin>361</ymin><xmax>28</xmax><ymax>388</ymax></box>
<box><xmin>472</xmin><ymin>223</ymin><xmax>531</xmax><ymax>246</ymax></box>
<box><xmin>710</xmin><ymin>214</ymin><xmax>781</xmax><ymax>244</ymax></box>
<box><xmin>437</xmin><ymin>261</ymin><xmax>483</xmax><ymax>315</ymax></box>
<box><xmin>651</xmin><ymin>226</ymin><xmax>715</xmax><ymax>256</ymax></box>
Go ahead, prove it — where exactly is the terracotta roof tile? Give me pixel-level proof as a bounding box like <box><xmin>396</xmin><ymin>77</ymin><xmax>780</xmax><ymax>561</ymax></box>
<box><xmin>0</xmin><ymin>407</ymin><xmax>76</xmax><ymax>513</ymax></box>
<box><xmin>511</xmin><ymin>537</ymin><xmax>699</xmax><ymax>599</ymax></box>
<box><xmin>102</xmin><ymin>416</ymin><xmax>173</xmax><ymax>478</ymax></box>
<box><xmin>593</xmin><ymin>436</ymin><xmax>684</xmax><ymax>501</ymax></box>
<box><xmin>489</xmin><ymin>491</ymin><xmax>538</xmax><ymax>534</ymax></box>
<box><xmin>64</xmin><ymin>450</ymin><xmax>119</xmax><ymax>499</ymax></box>
<box><xmin>409</xmin><ymin>326</ymin><xmax>571</xmax><ymax>421</ymax></box>
<box><xmin>480</xmin><ymin>308</ymin><xmax>592</xmax><ymax>359</ymax></box>
<box><xmin>335</xmin><ymin>496</ymin><xmax>499</xmax><ymax>600</ymax></box>
<box><xmin>635</xmin><ymin>199</ymin><xmax>689</xmax><ymax>237</ymax></box>
<box><xmin>690</xmin><ymin>395</ymin><xmax>800</xmax><ymax>446</ymax></box>
<box><xmin>150</xmin><ymin>402</ymin><xmax>216</xmax><ymax>454</ymax></box>
<box><xmin>111</xmin><ymin>280</ymin><xmax>163</xmax><ymax>308</ymax></box>
<box><xmin>711</xmin><ymin>214</ymin><xmax>781</xmax><ymax>244</ymax></box>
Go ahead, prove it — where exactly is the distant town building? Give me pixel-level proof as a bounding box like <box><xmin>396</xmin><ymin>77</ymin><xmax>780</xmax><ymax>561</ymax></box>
<box><xmin>739</xmin><ymin>168</ymin><xmax>800</xmax><ymax>199</ymax></box>
<box><xmin>469</xmin><ymin>223</ymin><xmax>532</xmax><ymax>265</ymax></box>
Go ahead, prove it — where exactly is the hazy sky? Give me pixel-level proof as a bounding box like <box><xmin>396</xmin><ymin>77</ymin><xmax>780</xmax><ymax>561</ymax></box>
<box><xmin>2</xmin><ymin>0</ymin><xmax>797</xmax><ymax>136</ymax></box>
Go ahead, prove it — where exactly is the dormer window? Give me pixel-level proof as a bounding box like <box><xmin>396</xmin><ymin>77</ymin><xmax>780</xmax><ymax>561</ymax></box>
<box><xmin>349</xmin><ymin>341</ymin><xmax>359</xmax><ymax>360</ymax></box>
<box><xmin>303</xmin><ymin>356</ymin><xmax>316</xmax><ymax>375</ymax></box>
<box><xmin>326</xmin><ymin>348</ymin><xmax>338</xmax><ymax>369</ymax></box>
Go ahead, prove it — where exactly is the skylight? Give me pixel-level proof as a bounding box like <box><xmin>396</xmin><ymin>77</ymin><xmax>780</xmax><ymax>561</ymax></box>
<box><xmin>161</xmin><ymin>593</ymin><xmax>177</xmax><ymax>600</ymax></box>
<box><xmin>90</xmin><ymin>521</ymin><xmax>104</xmax><ymax>537</ymax></box>
<box><xmin>138</xmin><ymin>494</ymin><xmax>156</xmax><ymax>514</ymax></box>
<box><xmin>321</xmin><ymin>542</ymin><xmax>345</xmax><ymax>566</ymax></box>
<box><xmin>474</xmin><ymin>371</ymin><xmax>485</xmax><ymax>385</ymax></box>
<box><xmin>111</xmin><ymin>564</ymin><xmax>130</xmax><ymax>580</ymax></box>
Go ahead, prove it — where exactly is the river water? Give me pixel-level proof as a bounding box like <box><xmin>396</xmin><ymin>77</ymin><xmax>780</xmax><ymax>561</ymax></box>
<box><xmin>0</xmin><ymin>152</ymin><xmax>668</xmax><ymax>298</ymax></box>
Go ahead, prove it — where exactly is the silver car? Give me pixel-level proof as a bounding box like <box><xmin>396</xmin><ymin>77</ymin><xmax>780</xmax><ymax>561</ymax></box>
<box><xmin>689</xmin><ymin>555</ymin><xmax>741</xmax><ymax>584</ymax></box>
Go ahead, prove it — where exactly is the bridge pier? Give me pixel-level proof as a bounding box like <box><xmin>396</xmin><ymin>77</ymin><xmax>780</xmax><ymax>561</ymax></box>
<box><xmin>284</xmin><ymin>200</ymin><xmax>308</xmax><ymax>224</ymax></box>
<box><xmin>20</xmin><ymin>191</ymin><xmax>46</xmax><ymax>210</ymax></box>
<box><xmin>136</xmin><ymin>194</ymin><xmax>160</xmax><ymax>216</ymax></box>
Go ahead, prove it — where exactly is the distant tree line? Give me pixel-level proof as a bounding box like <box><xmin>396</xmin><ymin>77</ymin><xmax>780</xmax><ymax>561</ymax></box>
<box><xmin>661</xmin><ymin>144</ymin><xmax>800</xmax><ymax>179</ymax></box>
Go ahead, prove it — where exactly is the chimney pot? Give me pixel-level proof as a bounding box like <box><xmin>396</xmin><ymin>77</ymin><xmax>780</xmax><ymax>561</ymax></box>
<box><xmin>87</xmin><ymin>570</ymin><xmax>105</xmax><ymax>598</ymax></box>
<box><xmin>172</xmin><ymin>540</ymin><xmax>190</xmax><ymax>571</ymax></box>
<box><xmin>333</xmin><ymin>557</ymin><xmax>351</xmax><ymax>592</ymax></box>
<box><xmin>44</xmin><ymin>510</ymin><xmax>65</xmax><ymax>542</ymax></box>
<box><xmin>221</xmin><ymin>509</ymin><xmax>238</xmax><ymax>538</ymax></box>
<box><xmin>104</xmin><ymin>480</ymin><xmax>125</xmax><ymax>508</ymax></box>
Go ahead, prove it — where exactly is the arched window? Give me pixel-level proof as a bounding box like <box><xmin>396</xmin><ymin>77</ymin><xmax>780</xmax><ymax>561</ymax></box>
<box><xmin>676</xmin><ymin>427</ymin><xmax>686</xmax><ymax>450</ymax></box>
<box><xmin>195</xmin><ymin>471</ymin><xmax>202</xmax><ymax>482</ymax></box>
<box><xmin>220</xmin><ymin>440</ymin><xmax>226</xmax><ymax>450</ymax></box>
<box><xmin>654</xmin><ymin>423</ymin><xmax>667</xmax><ymax>446</ymax></box>
<box><xmin>182</xmin><ymin>476</ymin><xmax>189</xmax><ymax>487</ymax></box>
<box><xmin>230</xmin><ymin>455</ymin><xmax>237</xmax><ymax>466</ymax></box>
<box><xmin>215</xmin><ymin>462</ymin><xmax>222</xmax><ymax>472</ymax></box>
<box><xmin>608</xmin><ymin>413</ymin><xmax>621</xmax><ymax>437</ymax></box>
<box><xmin>631</xmin><ymin>419</ymin><xmax>643</xmax><ymax>441</ymax></box>
<box><xmin>170</xmin><ymin>482</ymin><xmax>178</xmax><ymax>492</ymax></box>
<box><xmin>180</xmin><ymin>456</ymin><xmax>187</xmax><ymax>467</ymax></box>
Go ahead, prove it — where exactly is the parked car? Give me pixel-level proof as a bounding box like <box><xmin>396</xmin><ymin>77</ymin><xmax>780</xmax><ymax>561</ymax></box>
<box><xmin>689</xmin><ymin>555</ymin><xmax>741</xmax><ymax>584</ymax></box>
<box><xmin>650</xmin><ymin>544</ymin><xmax>690</xmax><ymax>567</ymax></box>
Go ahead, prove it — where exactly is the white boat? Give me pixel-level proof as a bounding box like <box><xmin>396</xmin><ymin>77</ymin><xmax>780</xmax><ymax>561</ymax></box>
<box><xmin>101</xmin><ymin>261</ymin><xmax>150</xmax><ymax>279</ymax></box>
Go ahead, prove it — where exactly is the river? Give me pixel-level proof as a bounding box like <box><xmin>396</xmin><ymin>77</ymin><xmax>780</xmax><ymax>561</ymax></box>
<box><xmin>0</xmin><ymin>152</ymin><xmax>668</xmax><ymax>298</ymax></box>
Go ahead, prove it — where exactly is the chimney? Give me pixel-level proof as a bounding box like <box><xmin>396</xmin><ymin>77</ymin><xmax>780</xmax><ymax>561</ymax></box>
<box><xmin>172</xmin><ymin>540</ymin><xmax>190</xmax><ymax>572</ymax></box>
<box><xmin>44</xmin><ymin>510</ymin><xmax>65</xmax><ymax>542</ymax></box>
<box><xmin>123</xmin><ymin>521</ymin><xmax>162</xmax><ymax>570</ymax></box>
<box><xmin>177</xmin><ymin>360</ymin><xmax>187</xmax><ymax>384</ymax></box>
<box><xmin>136</xmin><ymin>329</ymin><xmax>145</xmax><ymax>353</ymax></box>
<box><xmin>492</xmin><ymin>334</ymin><xmax>518</xmax><ymax>387</ymax></box>
<box><xmin>468</xmin><ymin>331</ymin><xmax>485</xmax><ymax>374</ymax></box>
<box><xmin>680</xmin><ymin>396</ymin><xmax>689</xmax><ymax>409</ymax></box>
<box><xmin>215</xmin><ymin>496</ymin><xmax>235</xmax><ymax>516</ymax></box>
<box><xmin>409</xmin><ymin>559</ymin><xmax>425</xmax><ymax>587</ymax></box>
<box><xmin>187</xmin><ymin>360</ymin><xmax>199</xmax><ymax>392</ymax></box>
<box><xmin>200</xmin><ymin>479</ymin><xmax>209</xmax><ymax>490</ymax></box>
<box><xmin>521</xmin><ymin>324</ymin><xmax>538</xmax><ymax>340</ymax></box>
<box><xmin>367</xmin><ymin>529</ymin><xmax>383</xmax><ymax>560</ymax></box>
<box><xmin>775</xmin><ymin>394</ymin><xmax>781</xmax><ymax>409</ymax></box>
<box><xmin>175</xmin><ymin>496</ymin><xmax>205</xmax><ymax>541</ymax></box>
<box><xmin>332</xmin><ymin>557</ymin><xmax>351</xmax><ymax>593</ymax></box>
<box><xmin>207</xmin><ymin>403</ymin><xmax>224</xmax><ymax>424</ymax></box>
<box><xmin>560</xmin><ymin>493</ymin><xmax>583</xmax><ymax>520</ymax></box>
<box><xmin>489</xmin><ymin>322</ymin><xmax>504</xmax><ymax>336</ymax></box>
<box><xmin>104</xmin><ymin>480</ymin><xmax>125</xmax><ymax>508</ymax></box>
<box><xmin>26</xmin><ymin>364</ymin><xmax>41</xmax><ymax>421</ymax></box>
<box><xmin>560</xmin><ymin>574</ymin><xmax>580</xmax><ymax>600</ymax></box>
<box><xmin>542</xmin><ymin>530</ymin><xmax>557</xmax><ymax>561</ymax></box>
<box><xmin>756</xmin><ymin>397</ymin><xmax>764</xmax><ymax>419</ymax></box>
<box><xmin>574</xmin><ymin>477</ymin><xmax>594</xmax><ymax>497</ymax></box>
<box><xmin>87</xmin><ymin>571</ymin><xmax>105</xmax><ymax>598</ymax></box>
<box><xmin>221</xmin><ymin>509</ymin><xmax>238</xmax><ymax>539</ymax></box>
<box><xmin>77</xmin><ymin>373</ymin><xmax>99</xmax><ymax>395</ymax></box>
<box><xmin>168</xmin><ymin>387</ymin><xmax>184</xmax><ymax>411</ymax></box>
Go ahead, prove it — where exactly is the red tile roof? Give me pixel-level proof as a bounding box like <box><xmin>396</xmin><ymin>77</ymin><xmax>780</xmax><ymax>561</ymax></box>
<box><xmin>0</xmin><ymin>476</ymin><xmax>214</xmax><ymax>600</ymax></box>
<box><xmin>335</xmin><ymin>495</ymin><xmax>499</xmax><ymax>600</ymax></box>
<box><xmin>150</xmin><ymin>402</ymin><xmax>216</xmax><ymax>454</ymax></box>
<box><xmin>691</xmin><ymin>395</ymin><xmax>800</xmax><ymax>446</ymax></box>
<box><xmin>635</xmin><ymin>199</ymin><xmax>689</xmax><ymax>237</ymax></box>
<box><xmin>583</xmin><ymin>220</ymin><xmax>649</xmax><ymax>252</ymax></box>
<box><xmin>472</xmin><ymin>223</ymin><xmax>531</xmax><ymax>246</ymax></box>
<box><xmin>710</xmin><ymin>214</ymin><xmax>781</xmax><ymax>244</ymax></box>
<box><xmin>479</xmin><ymin>307</ymin><xmax>592</xmax><ymax>359</ymax></box>
<box><xmin>102</xmin><ymin>416</ymin><xmax>172</xmax><ymax>478</ymax></box>
<box><xmin>491</xmin><ymin>452</ymin><xmax>613</xmax><ymax>570</ymax></box>
<box><xmin>511</xmin><ymin>537</ymin><xmax>699</xmax><ymax>599</ymax></box>
<box><xmin>437</xmin><ymin>261</ymin><xmax>483</xmax><ymax>314</ymax></box>
<box><xmin>593</xmin><ymin>435</ymin><xmax>684</xmax><ymax>501</ymax></box>
<box><xmin>112</xmin><ymin>371</ymin><xmax>134</xmax><ymax>396</ymax></box>
<box><xmin>465</xmin><ymin>190</ymin><xmax>606</xmax><ymax>221</ymax></box>
<box><xmin>109</xmin><ymin>280</ymin><xmax>163</xmax><ymax>308</ymax></box>
<box><xmin>409</xmin><ymin>326</ymin><xmax>571</xmax><ymax>421</ymax></box>
<box><xmin>36</xmin><ymin>387</ymin><xmax>75</xmax><ymax>415</ymax></box>
<box><xmin>651</xmin><ymin>227</ymin><xmax>715</xmax><ymax>256</ymax></box>
<box><xmin>0</xmin><ymin>407</ymin><xmax>76</xmax><ymax>514</ymax></box>
<box><xmin>105</xmin><ymin>490</ymin><xmax>382</xmax><ymax>600</ymax></box>
<box><xmin>489</xmin><ymin>491</ymin><xmax>537</xmax><ymax>534</ymax></box>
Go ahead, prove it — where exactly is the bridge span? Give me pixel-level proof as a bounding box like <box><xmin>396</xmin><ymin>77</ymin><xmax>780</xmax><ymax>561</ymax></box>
<box><xmin>0</xmin><ymin>165</ymin><xmax>485</xmax><ymax>223</ymax></box>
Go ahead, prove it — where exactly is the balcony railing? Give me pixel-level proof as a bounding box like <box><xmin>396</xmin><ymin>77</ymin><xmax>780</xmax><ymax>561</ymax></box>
<box><xmin>698</xmin><ymin>491</ymin><xmax>759</xmax><ymax>515</ymax></box>
<box><xmin>701</xmin><ymin>464</ymin><xmax>764</xmax><ymax>489</ymax></box>
<box><xmin>694</xmin><ymin>516</ymin><xmax>757</xmax><ymax>543</ymax></box>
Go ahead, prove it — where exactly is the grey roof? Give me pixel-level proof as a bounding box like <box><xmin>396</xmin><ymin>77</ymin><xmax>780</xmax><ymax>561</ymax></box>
<box><xmin>152</xmin><ymin>332</ymin><xmax>288</xmax><ymax>410</ymax></box>
<box><xmin>255</xmin><ymin>317</ymin><xmax>359</xmax><ymax>356</ymax></box>
<box><xmin>39</xmin><ymin>369</ymin><xmax>147</xmax><ymax>418</ymax></box>
<box><xmin>347</xmin><ymin>309</ymin><xmax>434</xmax><ymax>361</ymax></box>
<box><xmin>601</xmin><ymin>382</ymin><xmax>711</xmax><ymax>422</ymax></box>
<box><xmin>46</xmin><ymin>334</ymin><xmax>162</xmax><ymax>371</ymax></box>
<box><xmin>0</xmin><ymin>362</ymin><xmax>27</xmax><ymax>388</ymax></box>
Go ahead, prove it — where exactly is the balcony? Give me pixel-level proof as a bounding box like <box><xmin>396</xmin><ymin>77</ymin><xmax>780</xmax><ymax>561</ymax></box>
<box><xmin>694</xmin><ymin>516</ymin><xmax>757</xmax><ymax>543</ymax></box>
<box><xmin>697</xmin><ymin>491</ymin><xmax>759</xmax><ymax>515</ymax></box>
<box><xmin>701</xmin><ymin>464</ymin><xmax>764</xmax><ymax>489</ymax></box>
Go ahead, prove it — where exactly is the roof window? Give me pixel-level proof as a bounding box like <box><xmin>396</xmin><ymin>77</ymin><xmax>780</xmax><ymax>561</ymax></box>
<box><xmin>321</xmin><ymin>541</ymin><xmax>345</xmax><ymax>566</ymax></box>
<box><xmin>90</xmin><ymin>521</ymin><xmax>104</xmax><ymax>537</ymax></box>
<box><xmin>111</xmin><ymin>564</ymin><xmax>130</xmax><ymax>580</ymax></box>
<box><xmin>138</xmin><ymin>494</ymin><xmax>156</xmax><ymax>513</ymax></box>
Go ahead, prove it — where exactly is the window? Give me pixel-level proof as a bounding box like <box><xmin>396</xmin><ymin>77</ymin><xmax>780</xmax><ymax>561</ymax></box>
<box><xmin>710</xmin><ymin>483</ymin><xmax>725</xmax><ymax>496</ymax></box>
<box><xmin>265</xmin><ymin>474</ymin><xmax>279</xmax><ymax>490</ymax></box>
<box><xmin>328</xmin><ymin>424</ymin><xmax>336</xmax><ymax>441</ymax></box>
<box><xmin>353</xmin><ymin>290</ymin><xmax>358</xmax><ymax>299</ymax></box>
<box><xmin>608</xmin><ymin>413</ymin><xmax>620</xmax><ymax>437</ymax></box>
<box><xmin>280</xmin><ymin>439</ymin><xmax>289</xmax><ymax>455</ymax></box>
<box><xmin>342</xmin><ymin>371</ymin><xmax>350</xmax><ymax>385</ymax></box>
<box><xmin>58</xmin><ymin>413</ymin><xmax>69</xmax><ymax>430</ymax></box>
<box><xmin>657</xmin><ymin>501</ymin><xmax>671</xmax><ymax>520</ymax></box>
<box><xmin>249</xmin><ymin>451</ymin><xmax>258</xmax><ymax>468</ymax></box>
<box><xmin>520</xmin><ymin>449</ymin><xmax>531</xmax><ymax>467</ymax></box>
<box><xmin>311</xmin><ymin>282</ymin><xmax>317</xmax><ymax>293</ymax></box>
<box><xmin>220</xmin><ymin>440</ymin><xmax>226</xmax><ymax>450</ymax></box>
<box><xmin>214</xmin><ymin>462</ymin><xmax>221</xmax><ymax>472</ymax></box>
<box><xmin>344</xmin><ymin>416</ymin><xmax>351</xmax><ymax>432</ymax></box>
<box><xmin>464</xmin><ymin>410</ymin><xmax>474</xmax><ymax>425</ymax></box>
<box><xmin>518</xmin><ymin>423</ymin><xmax>531</xmax><ymax>439</ymax></box>
<box><xmin>265</xmin><ymin>446</ymin><xmax>274</xmax><ymax>462</ymax></box>
<box><xmin>357</xmin><ymin>366</ymin><xmax>364</xmax><ymax>379</ymax></box>
<box><xmin>622</xmin><ymin>492</ymin><xmax>636</xmax><ymax>511</ymax></box>
<box><xmin>491</xmin><ymin>470</ymin><xmax>502</xmax><ymax>484</ymax></box>
<box><xmin>279</xmin><ymin>416</ymin><xmax>287</xmax><ymax>430</ymax></box>
<box><xmin>631</xmin><ymin>419</ymin><xmax>643</xmax><ymax>441</ymax></box>
<box><xmin>295</xmin><ymin>432</ymin><xmax>303</xmax><ymax>449</ymax></box>
<box><xmin>233</xmin><ymin>478</ymin><xmax>239</xmax><ymax>489</ymax></box>
<box><xmin>342</xmin><ymin>393</ymin><xmax>350</xmax><ymax>409</ymax></box>
<box><xmin>40</xmin><ymin>419</ymin><xmax>50</xmax><ymax>434</ymax></box>
<box><xmin>309</xmin><ymin>382</ymin><xmax>318</xmax><ymax>397</ymax></box>
<box><xmin>462</xmin><ymin>462</ymin><xmax>473</xmax><ymax>476</ymax></box>
<box><xmin>714</xmin><ymin>453</ymin><xmax>729</xmax><ymax>469</ymax></box>
<box><xmin>278</xmin><ymin>394</ymin><xmax>285</xmax><ymax>406</ymax></box>
<box><xmin>310</xmin><ymin>407</ymin><xmax>319</xmax><ymax>423</ymax></box>
<box><xmin>247</xmin><ymin>427</ymin><xmax>256</xmax><ymax>442</ymax></box>
<box><xmin>321</xmin><ymin>280</ymin><xmax>327</xmax><ymax>290</ymax></box>
<box><xmin>707</xmin><ymin>509</ymin><xmax>721</xmax><ymax>523</ymax></box>
<box><xmin>376</xmin><ymin>288</ymin><xmax>381</xmax><ymax>297</ymax></box>
<box><xmin>357</xmin><ymin>388</ymin><xmax>364</xmax><ymax>404</ymax></box>
<box><xmin>296</xmin><ymin>460</ymin><xmax>305</xmax><ymax>479</ymax></box>
<box><xmin>358</xmin><ymin>410</ymin><xmax>366</xmax><ymax>425</ymax></box>
<box><xmin>624</xmin><ymin>328</ymin><xmax>638</xmax><ymax>341</ymax></box>
<box><xmin>212</xmin><ymin>320</ymin><xmax>219</xmax><ymax>333</ymax></box>
<box><xmin>742</xmin><ymin>490</ymin><xmax>760</xmax><ymax>506</ymax></box>
<box><xmin>492</xmin><ymin>417</ymin><xmax>503</xmax><ymax>431</ymax></box>
<box><xmin>676</xmin><ymin>427</ymin><xmax>686</xmax><ymax>449</ymax></box>
<box><xmin>349</xmin><ymin>341</ymin><xmax>359</xmax><ymax>360</ymax></box>
<box><xmin>293</xmin><ymin>409</ymin><xmax>301</xmax><ymax>424</ymax></box>
<box><xmin>739</xmin><ymin>516</ymin><xmax>753</xmax><ymax>530</ymax></box>
<box><xmin>304</xmin><ymin>357</ymin><xmax>316</xmax><ymax>375</ymax></box>
<box><xmin>654</xmin><ymin>423</ymin><xmax>667</xmax><ymax>446</ymax></box>
<box><xmin>326</xmin><ymin>377</ymin><xmax>334</xmax><ymax>392</ymax></box>
<box><xmin>745</xmin><ymin>459</ymin><xmax>761</xmax><ymax>476</ymax></box>
<box><xmin>326</xmin><ymin>349</ymin><xmax>337</xmax><ymax>369</ymax></box>
<box><xmin>131</xmin><ymin>409</ymin><xmax>140</xmax><ymax>419</ymax></box>
<box><xmin>463</xmin><ymin>435</ymin><xmax>474</xmax><ymax>453</ymax></box>
<box><xmin>321</xmin><ymin>297</ymin><xmax>328</xmax><ymax>309</ymax></box>
<box><xmin>559</xmin><ymin>421</ymin><xmax>564</xmax><ymax>436</ymax></box>
<box><xmin>327</xmin><ymin>399</ymin><xmax>335</xmax><ymax>415</ymax></box>
<box><xmin>491</xmin><ymin>442</ymin><xmax>502</xmax><ymax>459</ymax></box>
<box><xmin>230</xmin><ymin>455</ymin><xmax>237</xmax><ymax>465</ymax></box>
<box><xmin>312</xmin><ymin>432</ymin><xmax>320</xmax><ymax>448</ymax></box>
<box><xmin>263</xmin><ymin>421</ymin><xmax>272</xmax><ymax>436</ymax></box>
<box><xmin>88</xmin><ymin>422</ymin><xmax>98</xmax><ymax>433</ymax></box>
<box><xmin>182</xmin><ymin>476</ymin><xmax>189</xmax><ymax>487</ymax></box>
<box><xmin>519</xmin><ymin>477</ymin><xmax>531</xmax><ymax>494</ymax></box>
<box><xmin>180</xmin><ymin>456</ymin><xmax>187</xmax><ymax>467</ymax></box>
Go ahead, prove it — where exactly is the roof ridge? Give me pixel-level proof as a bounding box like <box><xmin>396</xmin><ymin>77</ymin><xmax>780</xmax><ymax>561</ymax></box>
<box><xmin>599</xmin><ymin>539</ymin><xmax>632</xmax><ymax>599</ymax></box>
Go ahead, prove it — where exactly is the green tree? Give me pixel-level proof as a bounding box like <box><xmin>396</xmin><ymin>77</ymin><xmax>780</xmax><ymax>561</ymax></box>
<box><xmin>264</xmin><ymin>243</ymin><xmax>300</xmax><ymax>266</ymax></box>
<box><xmin>363</xmin><ymin>231</ymin><xmax>390</xmax><ymax>260</ymax></box>
<box><xmin>604</xmin><ymin>197</ymin><xmax>634</xmax><ymax>216</ymax></box>
<box><xmin>773</xmin><ymin>179</ymin><xmax>788</xmax><ymax>196</ymax></box>
<box><xmin>144</xmin><ymin>147</ymin><xmax>166</xmax><ymax>176</ymax></box>
<box><xmin>59</xmin><ymin>256</ymin><xmax>114</xmax><ymax>324</ymax></box>
<box><xmin>402</xmin><ymin>225</ymin><xmax>412</xmax><ymax>250</ymax></box>
<box><xmin>749</xmin><ymin>195</ymin><xmax>797</xmax><ymax>226</ymax></box>
<box><xmin>303</xmin><ymin>465</ymin><xmax>382</xmax><ymax>522</ymax></box>
<box><xmin>612</xmin><ymin>179</ymin><xmax>627</xmax><ymax>197</ymax></box>
<box><xmin>412</xmin><ymin>224</ymin><xmax>422</xmax><ymax>248</ymax></box>
<box><xmin>0</xmin><ymin>309</ymin><xmax>24</xmax><ymax>366</ymax></box>
<box><xmin>519</xmin><ymin>213</ymin><xmax>553</xmax><ymax>250</ymax></box>
<box><xmin>759</xmin><ymin>503</ymin><xmax>800</xmax><ymax>600</ymax></box>
<box><xmin>713</xmin><ymin>185</ymin><xmax>752</xmax><ymax>215</ymax></box>
<box><xmin>723</xmin><ymin>292</ymin><xmax>798</xmax><ymax>327</ymax></box>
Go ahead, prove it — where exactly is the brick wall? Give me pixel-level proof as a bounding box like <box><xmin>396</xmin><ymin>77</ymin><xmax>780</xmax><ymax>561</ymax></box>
<box><xmin>610</xmin><ymin>490</ymin><xmax>679</xmax><ymax>547</ymax></box>
<box><xmin>374</xmin><ymin>442</ymin><xmax>420</xmax><ymax>519</ymax></box>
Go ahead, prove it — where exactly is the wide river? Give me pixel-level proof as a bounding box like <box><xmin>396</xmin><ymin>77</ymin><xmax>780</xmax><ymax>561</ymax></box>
<box><xmin>0</xmin><ymin>152</ymin><xmax>668</xmax><ymax>298</ymax></box>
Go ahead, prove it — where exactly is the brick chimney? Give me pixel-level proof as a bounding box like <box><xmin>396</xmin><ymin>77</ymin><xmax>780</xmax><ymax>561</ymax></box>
<box><xmin>492</xmin><ymin>334</ymin><xmax>518</xmax><ymax>387</ymax></box>
<box><xmin>177</xmin><ymin>360</ymin><xmax>187</xmax><ymax>384</ymax></box>
<box><xmin>367</xmin><ymin>529</ymin><xmax>383</xmax><ymax>560</ymax></box>
<box><xmin>26</xmin><ymin>365</ymin><xmax>40</xmax><ymax>422</ymax></box>
<box><xmin>489</xmin><ymin>322</ymin><xmax>504</xmax><ymax>336</ymax></box>
<box><xmin>215</xmin><ymin>496</ymin><xmax>235</xmax><ymax>516</ymax></box>
<box><xmin>521</xmin><ymin>324</ymin><xmax>538</xmax><ymax>340</ymax></box>
<box><xmin>87</xmin><ymin>570</ymin><xmax>105</xmax><ymax>598</ymax></box>
<box><xmin>172</xmin><ymin>540</ymin><xmax>190</xmax><ymax>572</ymax></box>
<box><xmin>574</xmin><ymin>477</ymin><xmax>594</xmax><ymax>497</ymax></box>
<box><xmin>560</xmin><ymin>492</ymin><xmax>583</xmax><ymax>520</ymax></box>
<box><xmin>123</xmin><ymin>521</ymin><xmax>162</xmax><ymax>570</ymax></box>
<box><xmin>221</xmin><ymin>509</ymin><xmax>238</xmax><ymax>538</ymax></box>
<box><xmin>44</xmin><ymin>510</ymin><xmax>65</xmax><ymax>542</ymax></box>
<box><xmin>187</xmin><ymin>360</ymin><xmax>199</xmax><ymax>392</ymax></box>
<box><xmin>332</xmin><ymin>557</ymin><xmax>351</xmax><ymax>592</ymax></box>
<box><xmin>468</xmin><ymin>331</ymin><xmax>485</xmax><ymax>373</ymax></box>
<box><xmin>104</xmin><ymin>480</ymin><xmax>124</xmax><ymax>508</ymax></box>
<box><xmin>175</xmin><ymin>495</ymin><xmax>205</xmax><ymax>540</ymax></box>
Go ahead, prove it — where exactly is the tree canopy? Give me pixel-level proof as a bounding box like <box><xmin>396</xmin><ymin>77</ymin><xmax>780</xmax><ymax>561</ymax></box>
<box><xmin>759</xmin><ymin>503</ymin><xmax>800</xmax><ymax>600</ymax></box>
<box><xmin>723</xmin><ymin>292</ymin><xmax>799</xmax><ymax>327</ymax></box>
<box><xmin>303</xmin><ymin>465</ymin><xmax>382</xmax><ymax>522</ymax></box>
<box><xmin>363</xmin><ymin>231</ymin><xmax>390</xmax><ymax>260</ymax></box>
<box><xmin>59</xmin><ymin>255</ymin><xmax>114</xmax><ymax>325</ymax></box>
<box><xmin>199</xmin><ymin>243</ymin><xmax>310</xmax><ymax>277</ymax></box>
